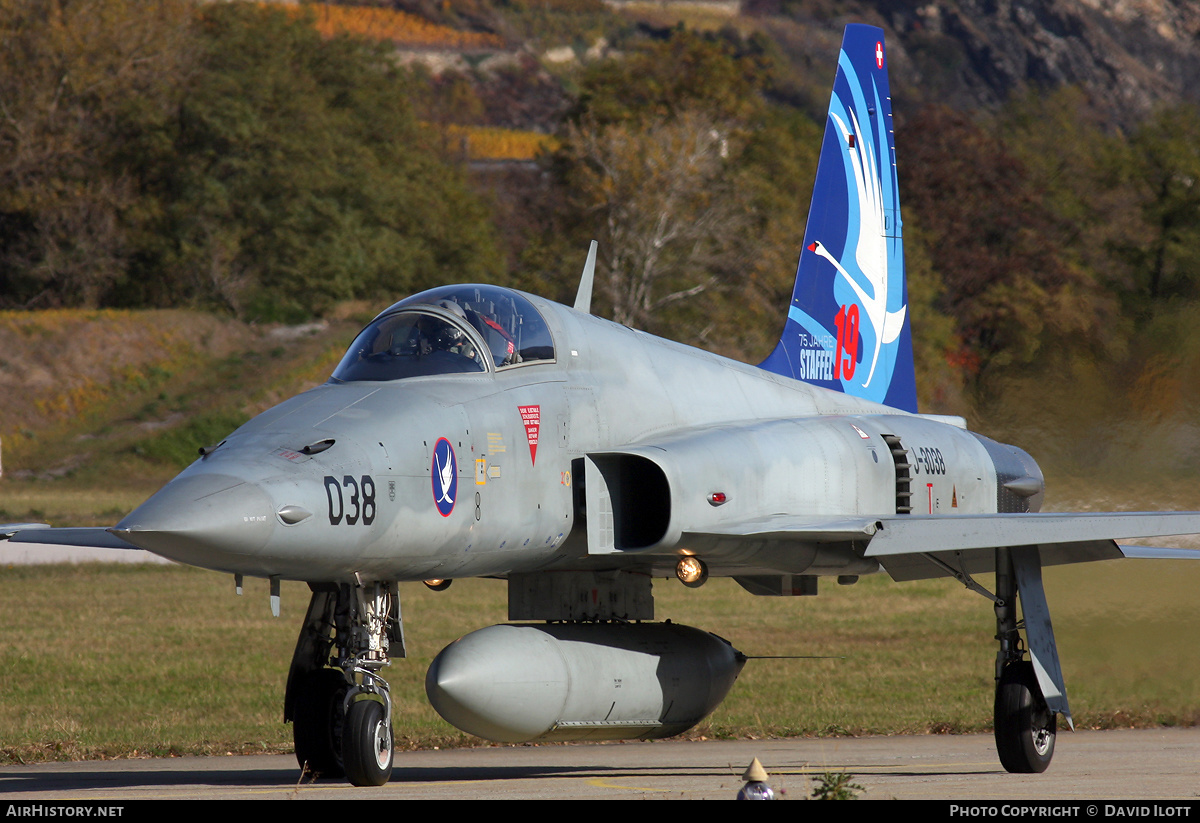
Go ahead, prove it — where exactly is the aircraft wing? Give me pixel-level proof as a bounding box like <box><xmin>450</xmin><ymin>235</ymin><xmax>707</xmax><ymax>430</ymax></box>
<box><xmin>669</xmin><ymin>512</ymin><xmax>1200</xmax><ymax>582</ymax></box>
<box><xmin>1</xmin><ymin>524</ymin><xmax>140</xmax><ymax>551</ymax></box>
<box><xmin>864</xmin><ymin>512</ymin><xmax>1200</xmax><ymax>581</ymax></box>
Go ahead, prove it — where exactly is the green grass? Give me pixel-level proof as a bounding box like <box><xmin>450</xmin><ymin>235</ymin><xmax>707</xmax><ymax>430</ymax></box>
<box><xmin>0</xmin><ymin>486</ymin><xmax>155</xmax><ymax>527</ymax></box>
<box><xmin>128</xmin><ymin>409</ymin><xmax>253</xmax><ymax>467</ymax></box>
<box><xmin>2</xmin><ymin>560</ymin><xmax>1197</xmax><ymax>764</ymax></box>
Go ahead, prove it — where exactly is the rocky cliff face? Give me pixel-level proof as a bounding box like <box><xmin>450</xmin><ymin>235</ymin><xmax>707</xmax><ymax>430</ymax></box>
<box><xmin>879</xmin><ymin>0</ymin><xmax>1200</xmax><ymax>125</ymax></box>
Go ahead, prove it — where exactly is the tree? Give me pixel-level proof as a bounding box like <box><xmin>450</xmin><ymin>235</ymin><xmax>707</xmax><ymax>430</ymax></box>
<box><xmin>559</xmin><ymin>110</ymin><xmax>749</xmax><ymax>331</ymax></box>
<box><xmin>0</xmin><ymin>1</ymin><xmax>504</xmax><ymax>318</ymax></box>
<box><xmin>901</xmin><ymin>105</ymin><xmax>1116</xmax><ymax>377</ymax></box>
<box><xmin>0</xmin><ymin>0</ymin><xmax>194</xmax><ymax>308</ymax></box>
<box><xmin>1122</xmin><ymin>105</ymin><xmax>1200</xmax><ymax>307</ymax></box>
<box><xmin>731</xmin><ymin>108</ymin><xmax>820</xmax><ymax>358</ymax></box>
<box><xmin>570</xmin><ymin>27</ymin><xmax>766</xmax><ymax>128</ymax></box>
<box><xmin>536</xmin><ymin>28</ymin><xmax>777</xmax><ymax>341</ymax></box>
<box><xmin>130</xmin><ymin>2</ymin><xmax>503</xmax><ymax>320</ymax></box>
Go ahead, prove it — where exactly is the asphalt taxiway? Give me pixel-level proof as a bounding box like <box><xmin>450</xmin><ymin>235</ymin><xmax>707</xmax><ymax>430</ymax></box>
<box><xmin>1</xmin><ymin>728</ymin><xmax>1198</xmax><ymax>800</ymax></box>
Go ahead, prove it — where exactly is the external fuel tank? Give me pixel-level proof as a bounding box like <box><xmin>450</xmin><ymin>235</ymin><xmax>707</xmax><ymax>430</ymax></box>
<box><xmin>426</xmin><ymin>622</ymin><xmax>745</xmax><ymax>743</ymax></box>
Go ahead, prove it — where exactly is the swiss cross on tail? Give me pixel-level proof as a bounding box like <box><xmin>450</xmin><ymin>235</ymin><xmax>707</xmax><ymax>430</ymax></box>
<box><xmin>759</xmin><ymin>25</ymin><xmax>917</xmax><ymax>413</ymax></box>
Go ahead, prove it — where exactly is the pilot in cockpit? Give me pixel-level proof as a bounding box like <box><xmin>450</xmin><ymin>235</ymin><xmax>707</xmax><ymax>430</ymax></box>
<box><xmin>431</xmin><ymin>300</ymin><xmax>478</xmax><ymax>362</ymax></box>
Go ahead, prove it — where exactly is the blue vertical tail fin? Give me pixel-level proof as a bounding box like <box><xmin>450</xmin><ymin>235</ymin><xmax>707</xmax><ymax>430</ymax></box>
<box><xmin>759</xmin><ymin>25</ymin><xmax>917</xmax><ymax>413</ymax></box>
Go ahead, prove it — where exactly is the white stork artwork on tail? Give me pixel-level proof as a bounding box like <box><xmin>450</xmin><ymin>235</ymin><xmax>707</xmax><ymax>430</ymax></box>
<box><xmin>809</xmin><ymin>103</ymin><xmax>907</xmax><ymax>391</ymax></box>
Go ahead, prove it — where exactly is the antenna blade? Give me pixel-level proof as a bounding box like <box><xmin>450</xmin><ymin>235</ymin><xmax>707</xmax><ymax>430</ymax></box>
<box><xmin>573</xmin><ymin>240</ymin><xmax>597</xmax><ymax>314</ymax></box>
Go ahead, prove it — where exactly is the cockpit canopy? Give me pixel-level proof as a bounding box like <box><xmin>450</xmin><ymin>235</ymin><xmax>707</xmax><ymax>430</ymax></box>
<box><xmin>332</xmin><ymin>285</ymin><xmax>555</xmax><ymax>382</ymax></box>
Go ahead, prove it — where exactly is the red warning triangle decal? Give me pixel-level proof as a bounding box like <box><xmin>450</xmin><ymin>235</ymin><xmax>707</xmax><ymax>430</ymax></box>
<box><xmin>518</xmin><ymin>405</ymin><xmax>540</xmax><ymax>465</ymax></box>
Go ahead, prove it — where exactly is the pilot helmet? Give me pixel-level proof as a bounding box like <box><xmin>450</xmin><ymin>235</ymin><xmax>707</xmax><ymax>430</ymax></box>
<box><xmin>431</xmin><ymin>300</ymin><xmax>463</xmax><ymax>342</ymax></box>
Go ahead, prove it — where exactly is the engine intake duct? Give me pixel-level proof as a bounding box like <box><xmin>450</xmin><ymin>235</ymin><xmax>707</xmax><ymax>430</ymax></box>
<box><xmin>585</xmin><ymin>453</ymin><xmax>672</xmax><ymax>552</ymax></box>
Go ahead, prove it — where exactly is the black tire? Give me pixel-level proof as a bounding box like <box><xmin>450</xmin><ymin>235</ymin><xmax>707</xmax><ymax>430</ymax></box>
<box><xmin>994</xmin><ymin>660</ymin><xmax>1056</xmax><ymax>773</ymax></box>
<box><xmin>343</xmin><ymin>698</ymin><xmax>394</xmax><ymax>787</ymax></box>
<box><xmin>293</xmin><ymin>668</ymin><xmax>347</xmax><ymax>779</ymax></box>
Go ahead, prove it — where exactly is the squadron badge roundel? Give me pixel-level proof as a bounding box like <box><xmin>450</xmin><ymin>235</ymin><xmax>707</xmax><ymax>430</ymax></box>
<box><xmin>432</xmin><ymin>437</ymin><xmax>457</xmax><ymax>517</ymax></box>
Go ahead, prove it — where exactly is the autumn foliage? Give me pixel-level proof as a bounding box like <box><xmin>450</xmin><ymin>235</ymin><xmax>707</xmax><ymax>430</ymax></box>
<box><xmin>263</xmin><ymin>2</ymin><xmax>503</xmax><ymax>49</ymax></box>
<box><xmin>446</xmin><ymin>125</ymin><xmax>557</xmax><ymax>161</ymax></box>
<box><xmin>0</xmin><ymin>1</ymin><xmax>503</xmax><ymax>319</ymax></box>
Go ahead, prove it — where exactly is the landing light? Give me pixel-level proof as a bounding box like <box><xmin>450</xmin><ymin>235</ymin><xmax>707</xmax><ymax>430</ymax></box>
<box><xmin>424</xmin><ymin>579</ymin><xmax>452</xmax><ymax>591</ymax></box>
<box><xmin>675</xmin><ymin>556</ymin><xmax>708</xmax><ymax>588</ymax></box>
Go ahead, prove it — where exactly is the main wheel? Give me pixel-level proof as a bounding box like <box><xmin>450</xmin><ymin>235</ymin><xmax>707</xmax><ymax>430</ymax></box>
<box><xmin>994</xmin><ymin>660</ymin><xmax>1056</xmax><ymax>773</ymax></box>
<box><xmin>343</xmin><ymin>698</ymin><xmax>394</xmax><ymax>787</ymax></box>
<box><xmin>293</xmin><ymin>668</ymin><xmax>347</xmax><ymax>779</ymax></box>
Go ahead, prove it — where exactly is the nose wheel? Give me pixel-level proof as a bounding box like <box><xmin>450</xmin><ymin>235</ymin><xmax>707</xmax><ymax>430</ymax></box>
<box><xmin>344</xmin><ymin>697</ymin><xmax>394</xmax><ymax>786</ymax></box>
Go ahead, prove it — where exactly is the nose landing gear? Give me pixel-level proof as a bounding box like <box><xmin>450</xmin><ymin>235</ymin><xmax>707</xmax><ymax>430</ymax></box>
<box><xmin>293</xmin><ymin>667</ymin><xmax>349</xmax><ymax>779</ymax></box>
<box><xmin>286</xmin><ymin>581</ymin><xmax>403</xmax><ymax>787</ymax></box>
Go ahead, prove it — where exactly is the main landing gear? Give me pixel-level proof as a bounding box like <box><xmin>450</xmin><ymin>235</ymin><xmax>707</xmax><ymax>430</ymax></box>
<box><xmin>992</xmin><ymin>548</ymin><xmax>1055</xmax><ymax>773</ymax></box>
<box><xmin>995</xmin><ymin>660</ymin><xmax>1056</xmax><ymax>773</ymax></box>
<box><xmin>285</xmin><ymin>581</ymin><xmax>403</xmax><ymax>786</ymax></box>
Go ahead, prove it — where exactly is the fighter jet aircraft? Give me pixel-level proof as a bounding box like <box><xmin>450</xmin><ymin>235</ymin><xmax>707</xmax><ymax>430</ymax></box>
<box><xmin>5</xmin><ymin>24</ymin><xmax>1200</xmax><ymax>787</ymax></box>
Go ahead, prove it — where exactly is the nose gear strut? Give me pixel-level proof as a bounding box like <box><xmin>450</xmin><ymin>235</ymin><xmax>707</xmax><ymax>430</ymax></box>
<box><xmin>285</xmin><ymin>580</ymin><xmax>404</xmax><ymax>786</ymax></box>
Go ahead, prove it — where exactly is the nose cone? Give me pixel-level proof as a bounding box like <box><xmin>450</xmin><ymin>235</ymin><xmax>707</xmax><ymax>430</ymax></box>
<box><xmin>114</xmin><ymin>473</ymin><xmax>275</xmax><ymax>570</ymax></box>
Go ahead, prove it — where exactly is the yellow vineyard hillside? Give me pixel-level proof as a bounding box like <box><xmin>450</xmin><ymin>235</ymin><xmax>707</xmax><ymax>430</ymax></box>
<box><xmin>447</xmin><ymin>125</ymin><xmax>558</xmax><ymax>161</ymax></box>
<box><xmin>264</xmin><ymin>2</ymin><xmax>504</xmax><ymax>50</ymax></box>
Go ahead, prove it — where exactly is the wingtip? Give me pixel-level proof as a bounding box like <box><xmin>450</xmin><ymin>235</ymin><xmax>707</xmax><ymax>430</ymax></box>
<box><xmin>1</xmin><ymin>522</ymin><xmax>51</xmax><ymax>540</ymax></box>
